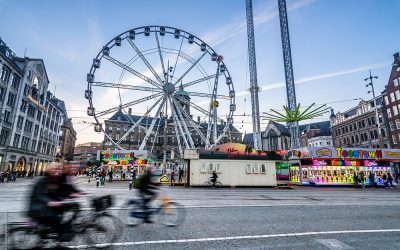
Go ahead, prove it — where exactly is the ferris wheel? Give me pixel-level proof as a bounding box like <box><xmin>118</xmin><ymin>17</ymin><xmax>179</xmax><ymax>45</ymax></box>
<box><xmin>85</xmin><ymin>25</ymin><xmax>236</xmax><ymax>155</ymax></box>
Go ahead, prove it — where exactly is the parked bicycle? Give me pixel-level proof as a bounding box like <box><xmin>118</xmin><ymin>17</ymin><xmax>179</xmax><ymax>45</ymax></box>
<box><xmin>3</xmin><ymin>195</ymin><xmax>121</xmax><ymax>249</ymax></box>
<box><xmin>119</xmin><ymin>192</ymin><xmax>186</xmax><ymax>227</ymax></box>
<box><xmin>203</xmin><ymin>179</ymin><xmax>222</xmax><ymax>188</ymax></box>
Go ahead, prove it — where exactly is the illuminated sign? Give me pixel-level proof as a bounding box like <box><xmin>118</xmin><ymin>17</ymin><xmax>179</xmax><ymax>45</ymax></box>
<box><xmin>384</xmin><ymin>151</ymin><xmax>400</xmax><ymax>158</ymax></box>
<box><xmin>312</xmin><ymin>160</ymin><xmax>328</xmax><ymax>166</ymax></box>
<box><xmin>364</xmin><ymin>160</ymin><xmax>378</xmax><ymax>166</ymax></box>
<box><xmin>316</xmin><ymin>148</ymin><xmax>332</xmax><ymax>157</ymax></box>
<box><xmin>335</xmin><ymin>148</ymin><xmax>382</xmax><ymax>159</ymax></box>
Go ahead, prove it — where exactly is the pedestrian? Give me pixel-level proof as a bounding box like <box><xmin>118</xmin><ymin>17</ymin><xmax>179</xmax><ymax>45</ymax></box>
<box><xmin>108</xmin><ymin>170</ymin><xmax>113</xmax><ymax>183</ymax></box>
<box><xmin>383</xmin><ymin>173</ymin><xmax>388</xmax><ymax>188</ymax></box>
<box><xmin>387</xmin><ymin>172</ymin><xmax>395</xmax><ymax>188</ymax></box>
<box><xmin>100</xmin><ymin>167</ymin><xmax>106</xmax><ymax>185</ymax></box>
<box><xmin>368</xmin><ymin>172</ymin><xmax>376</xmax><ymax>188</ymax></box>
<box><xmin>359</xmin><ymin>171</ymin><xmax>365</xmax><ymax>189</ymax></box>
<box><xmin>122</xmin><ymin>171</ymin><xmax>126</xmax><ymax>182</ymax></box>
<box><xmin>353</xmin><ymin>172</ymin><xmax>359</xmax><ymax>188</ymax></box>
<box><xmin>178</xmin><ymin>167</ymin><xmax>184</xmax><ymax>183</ymax></box>
<box><xmin>170</xmin><ymin>168</ymin><xmax>175</xmax><ymax>186</ymax></box>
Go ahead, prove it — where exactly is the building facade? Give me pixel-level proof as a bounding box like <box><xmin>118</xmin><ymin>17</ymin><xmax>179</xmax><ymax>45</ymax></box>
<box><xmin>102</xmin><ymin>106</ymin><xmax>242</xmax><ymax>161</ymax></box>
<box><xmin>0</xmin><ymin>38</ymin><xmax>66</xmax><ymax>174</ymax></box>
<box><xmin>259</xmin><ymin>120</ymin><xmax>331</xmax><ymax>151</ymax></box>
<box><xmin>382</xmin><ymin>53</ymin><xmax>400</xmax><ymax>148</ymax></box>
<box><xmin>330</xmin><ymin>97</ymin><xmax>389</xmax><ymax>148</ymax></box>
<box><xmin>73</xmin><ymin>142</ymin><xmax>103</xmax><ymax>167</ymax></box>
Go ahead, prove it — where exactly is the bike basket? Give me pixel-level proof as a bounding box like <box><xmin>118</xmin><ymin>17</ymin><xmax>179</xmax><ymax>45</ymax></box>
<box><xmin>92</xmin><ymin>195</ymin><xmax>113</xmax><ymax>212</ymax></box>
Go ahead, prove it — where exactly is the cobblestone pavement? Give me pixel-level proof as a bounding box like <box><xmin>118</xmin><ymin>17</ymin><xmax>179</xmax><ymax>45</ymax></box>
<box><xmin>0</xmin><ymin>176</ymin><xmax>399</xmax><ymax>249</ymax></box>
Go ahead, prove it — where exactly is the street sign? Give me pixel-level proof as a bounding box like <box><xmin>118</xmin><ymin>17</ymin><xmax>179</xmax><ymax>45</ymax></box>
<box><xmin>159</xmin><ymin>174</ymin><xmax>170</xmax><ymax>183</ymax></box>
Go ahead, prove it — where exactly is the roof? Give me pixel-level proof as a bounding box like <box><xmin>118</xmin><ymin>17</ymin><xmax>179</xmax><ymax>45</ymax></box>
<box><xmin>339</xmin><ymin>95</ymin><xmax>383</xmax><ymax>118</ymax></box>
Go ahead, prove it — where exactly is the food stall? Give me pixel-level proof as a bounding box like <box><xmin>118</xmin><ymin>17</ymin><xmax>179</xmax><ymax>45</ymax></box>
<box><xmin>288</xmin><ymin>147</ymin><xmax>398</xmax><ymax>186</ymax></box>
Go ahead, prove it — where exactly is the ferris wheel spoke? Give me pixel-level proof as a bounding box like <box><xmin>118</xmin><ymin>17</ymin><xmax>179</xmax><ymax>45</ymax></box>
<box><xmin>174</xmin><ymin>51</ymin><xmax>207</xmax><ymax>85</ymax></box>
<box><xmin>171</xmin><ymin>98</ymin><xmax>195</xmax><ymax>148</ymax></box>
<box><xmin>92</xmin><ymin>82</ymin><xmax>162</xmax><ymax>93</ymax></box>
<box><xmin>171</xmin><ymin>37</ymin><xmax>184</xmax><ymax>81</ymax></box>
<box><xmin>96</xmin><ymin>92</ymin><xmax>163</xmax><ymax>117</ymax></box>
<box><xmin>187</xmin><ymin>91</ymin><xmax>230</xmax><ymax>100</ymax></box>
<box><xmin>127</xmin><ymin>37</ymin><xmax>164</xmax><ymax>84</ymax></box>
<box><xmin>139</xmin><ymin>97</ymin><xmax>167</xmax><ymax>150</ymax></box>
<box><xmin>169</xmin><ymin>96</ymin><xmax>189</xmax><ymax>149</ymax></box>
<box><xmin>172</xmin><ymin>96</ymin><xmax>210</xmax><ymax>147</ymax></box>
<box><xmin>103</xmin><ymin>55</ymin><xmax>162</xmax><ymax>89</ymax></box>
<box><xmin>207</xmin><ymin>62</ymin><xmax>221</xmax><ymax>143</ymax></box>
<box><xmin>116</xmin><ymin>97</ymin><xmax>163</xmax><ymax>144</ymax></box>
<box><xmin>181</xmin><ymin>74</ymin><xmax>216</xmax><ymax>89</ymax></box>
<box><xmin>155</xmin><ymin>32</ymin><xmax>167</xmax><ymax>83</ymax></box>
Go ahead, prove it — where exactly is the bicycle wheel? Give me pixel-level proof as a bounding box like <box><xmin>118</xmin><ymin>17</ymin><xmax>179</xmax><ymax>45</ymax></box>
<box><xmin>85</xmin><ymin>213</ymin><xmax>120</xmax><ymax>247</ymax></box>
<box><xmin>160</xmin><ymin>202</ymin><xmax>186</xmax><ymax>227</ymax></box>
<box><xmin>8</xmin><ymin>225</ymin><xmax>41</xmax><ymax>250</ymax></box>
<box><xmin>203</xmin><ymin>181</ymin><xmax>211</xmax><ymax>187</ymax></box>
<box><xmin>215</xmin><ymin>181</ymin><xmax>222</xmax><ymax>188</ymax></box>
<box><xmin>119</xmin><ymin>200</ymin><xmax>143</xmax><ymax>227</ymax></box>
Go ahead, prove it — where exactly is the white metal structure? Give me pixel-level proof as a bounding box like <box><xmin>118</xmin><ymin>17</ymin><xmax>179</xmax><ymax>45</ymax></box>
<box><xmin>85</xmin><ymin>26</ymin><xmax>236</xmax><ymax>155</ymax></box>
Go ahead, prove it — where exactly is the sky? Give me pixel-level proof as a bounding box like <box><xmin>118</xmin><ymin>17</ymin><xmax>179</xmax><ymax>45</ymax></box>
<box><xmin>0</xmin><ymin>0</ymin><xmax>399</xmax><ymax>145</ymax></box>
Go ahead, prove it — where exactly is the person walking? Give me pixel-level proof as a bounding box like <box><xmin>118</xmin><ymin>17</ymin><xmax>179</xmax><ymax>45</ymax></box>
<box><xmin>178</xmin><ymin>167</ymin><xmax>184</xmax><ymax>183</ymax></box>
<box><xmin>387</xmin><ymin>172</ymin><xmax>395</xmax><ymax>188</ymax></box>
<box><xmin>383</xmin><ymin>173</ymin><xmax>388</xmax><ymax>188</ymax></box>
<box><xmin>170</xmin><ymin>168</ymin><xmax>175</xmax><ymax>186</ymax></box>
<box><xmin>368</xmin><ymin>172</ymin><xmax>376</xmax><ymax>188</ymax></box>
<box><xmin>359</xmin><ymin>171</ymin><xmax>365</xmax><ymax>189</ymax></box>
<box><xmin>353</xmin><ymin>172</ymin><xmax>359</xmax><ymax>188</ymax></box>
<box><xmin>108</xmin><ymin>170</ymin><xmax>113</xmax><ymax>183</ymax></box>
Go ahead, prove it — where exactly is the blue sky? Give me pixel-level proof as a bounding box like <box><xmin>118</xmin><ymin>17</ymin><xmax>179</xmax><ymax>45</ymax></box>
<box><xmin>0</xmin><ymin>0</ymin><xmax>399</xmax><ymax>144</ymax></box>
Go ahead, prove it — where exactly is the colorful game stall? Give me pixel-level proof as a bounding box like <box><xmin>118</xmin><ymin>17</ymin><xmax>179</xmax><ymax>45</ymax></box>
<box><xmin>97</xmin><ymin>150</ymin><xmax>154</xmax><ymax>178</ymax></box>
<box><xmin>288</xmin><ymin>147</ymin><xmax>398</xmax><ymax>186</ymax></box>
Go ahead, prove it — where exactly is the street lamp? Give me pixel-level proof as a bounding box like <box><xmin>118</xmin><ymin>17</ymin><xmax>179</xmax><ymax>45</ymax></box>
<box><xmin>364</xmin><ymin>70</ymin><xmax>384</xmax><ymax>148</ymax></box>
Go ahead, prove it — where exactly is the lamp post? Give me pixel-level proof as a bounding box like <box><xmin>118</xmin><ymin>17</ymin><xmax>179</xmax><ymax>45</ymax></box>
<box><xmin>364</xmin><ymin>70</ymin><xmax>384</xmax><ymax>148</ymax></box>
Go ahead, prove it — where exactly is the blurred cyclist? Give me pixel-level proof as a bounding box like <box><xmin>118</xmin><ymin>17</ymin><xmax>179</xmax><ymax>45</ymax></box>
<box><xmin>136</xmin><ymin>166</ymin><xmax>158</xmax><ymax>223</ymax></box>
<box><xmin>210</xmin><ymin>171</ymin><xmax>218</xmax><ymax>188</ymax></box>
<box><xmin>27</xmin><ymin>161</ymin><xmax>82</xmax><ymax>240</ymax></box>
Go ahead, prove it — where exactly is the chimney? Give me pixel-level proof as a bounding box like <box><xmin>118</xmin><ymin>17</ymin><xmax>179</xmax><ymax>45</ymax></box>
<box><xmin>197</xmin><ymin>116</ymin><xmax>200</xmax><ymax>123</ymax></box>
<box><xmin>128</xmin><ymin>108</ymin><xmax>132</xmax><ymax>115</ymax></box>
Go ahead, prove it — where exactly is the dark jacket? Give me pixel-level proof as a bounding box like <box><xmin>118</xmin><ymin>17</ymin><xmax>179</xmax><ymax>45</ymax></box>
<box><xmin>138</xmin><ymin>171</ymin><xmax>156</xmax><ymax>191</ymax></box>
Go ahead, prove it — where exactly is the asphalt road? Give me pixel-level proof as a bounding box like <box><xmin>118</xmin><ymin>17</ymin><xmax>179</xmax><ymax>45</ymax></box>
<box><xmin>0</xmin><ymin>177</ymin><xmax>400</xmax><ymax>249</ymax></box>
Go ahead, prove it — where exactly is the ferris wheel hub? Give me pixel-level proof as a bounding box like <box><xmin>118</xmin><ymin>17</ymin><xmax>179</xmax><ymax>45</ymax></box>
<box><xmin>163</xmin><ymin>82</ymin><xmax>176</xmax><ymax>95</ymax></box>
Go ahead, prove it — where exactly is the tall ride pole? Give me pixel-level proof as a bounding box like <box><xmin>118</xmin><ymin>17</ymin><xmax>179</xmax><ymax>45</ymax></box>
<box><xmin>245</xmin><ymin>0</ymin><xmax>262</xmax><ymax>150</ymax></box>
<box><xmin>278</xmin><ymin>0</ymin><xmax>300</xmax><ymax>149</ymax></box>
<box><xmin>365</xmin><ymin>70</ymin><xmax>384</xmax><ymax>148</ymax></box>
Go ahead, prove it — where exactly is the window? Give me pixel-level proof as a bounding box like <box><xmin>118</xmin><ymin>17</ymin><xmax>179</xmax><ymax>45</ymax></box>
<box><xmin>391</xmin><ymin>92</ymin><xmax>396</xmax><ymax>102</ymax></box>
<box><xmin>6</xmin><ymin>92</ymin><xmax>15</xmax><ymax>107</ymax></box>
<box><xmin>374</xmin><ymin>130</ymin><xmax>378</xmax><ymax>139</ymax></box>
<box><xmin>11</xmin><ymin>74</ymin><xmax>20</xmax><ymax>90</ymax></box>
<box><xmin>36</xmin><ymin>111</ymin><xmax>42</xmax><ymax>121</ymax></box>
<box><xmin>396</xmin><ymin>119</ymin><xmax>400</xmax><ymax>129</ymax></box>
<box><xmin>0</xmin><ymin>87</ymin><xmax>4</xmax><ymax>101</ymax></box>
<box><xmin>16</xmin><ymin>116</ymin><xmax>24</xmax><ymax>128</ymax></box>
<box><xmin>0</xmin><ymin>129</ymin><xmax>10</xmax><ymax>145</ymax></box>
<box><xmin>394</xmin><ymin>106</ymin><xmax>399</xmax><ymax>116</ymax></box>
<box><xmin>351</xmin><ymin>136</ymin><xmax>355</xmax><ymax>143</ymax></box>
<box><xmin>387</xmin><ymin>108</ymin><xmax>392</xmax><ymax>118</ymax></box>
<box><xmin>381</xmin><ymin>129</ymin><xmax>386</xmax><ymax>137</ymax></box>
<box><xmin>34</xmin><ymin>124</ymin><xmax>39</xmax><ymax>135</ymax></box>
<box><xmin>327</xmin><ymin>141</ymin><xmax>331</xmax><ymax>145</ymax></box>
<box><xmin>361</xmin><ymin>133</ymin><xmax>364</xmax><ymax>141</ymax></box>
<box><xmin>27</xmin><ymin>69</ymin><xmax>32</xmax><ymax>80</ymax></box>
<box><xmin>384</xmin><ymin>96</ymin><xmax>390</xmax><ymax>105</ymax></box>
<box><xmin>390</xmin><ymin>121</ymin><xmax>395</xmax><ymax>131</ymax></box>
<box><xmin>4</xmin><ymin>110</ymin><xmax>11</xmax><ymax>123</ymax></box>
<box><xmin>393</xmin><ymin>77</ymin><xmax>400</xmax><ymax>87</ymax></box>
<box><xmin>370</xmin><ymin>131</ymin><xmax>374</xmax><ymax>140</ymax></box>
<box><xmin>261</xmin><ymin>164</ymin><xmax>266</xmax><ymax>174</ymax></box>
<box><xmin>13</xmin><ymin>134</ymin><xmax>20</xmax><ymax>147</ymax></box>
<box><xmin>1</xmin><ymin>65</ymin><xmax>11</xmax><ymax>83</ymax></box>
<box><xmin>353</xmin><ymin>123</ymin><xmax>357</xmax><ymax>130</ymax></box>
<box><xmin>31</xmin><ymin>139</ymin><xmax>37</xmax><ymax>151</ymax></box>
<box><xmin>393</xmin><ymin>134</ymin><xmax>398</xmax><ymax>144</ymax></box>
<box><xmin>364</xmin><ymin>133</ymin><xmax>368</xmax><ymax>141</ymax></box>
<box><xmin>24</xmin><ymin>120</ymin><xmax>33</xmax><ymax>132</ymax></box>
<box><xmin>20</xmin><ymin>100</ymin><xmax>27</xmax><ymax>112</ymax></box>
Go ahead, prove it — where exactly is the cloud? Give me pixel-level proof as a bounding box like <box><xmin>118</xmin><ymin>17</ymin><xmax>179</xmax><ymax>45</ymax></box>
<box><xmin>235</xmin><ymin>61</ymin><xmax>390</xmax><ymax>97</ymax></box>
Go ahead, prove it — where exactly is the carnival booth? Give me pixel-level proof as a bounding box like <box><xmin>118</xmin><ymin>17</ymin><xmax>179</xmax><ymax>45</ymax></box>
<box><xmin>97</xmin><ymin>150</ymin><xmax>154</xmax><ymax>179</ymax></box>
<box><xmin>288</xmin><ymin>147</ymin><xmax>398</xmax><ymax>186</ymax></box>
<box><xmin>185</xmin><ymin>143</ymin><xmax>282</xmax><ymax>187</ymax></box>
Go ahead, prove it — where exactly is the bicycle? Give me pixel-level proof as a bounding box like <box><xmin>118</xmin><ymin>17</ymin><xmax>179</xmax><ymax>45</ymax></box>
<box><xmin>4</xmin><ymin>195</ymin><xmax>121</xmax><ymax>249</ymax></box>
<box><xmin>119</xmin><ymin>191</ymin><xmax>186</xmax><ymax>227</ymax></box>
<box><xmin>203</xmin><ymin>179</ymin><xmax>222</xmax><ymax>188</ymax></box>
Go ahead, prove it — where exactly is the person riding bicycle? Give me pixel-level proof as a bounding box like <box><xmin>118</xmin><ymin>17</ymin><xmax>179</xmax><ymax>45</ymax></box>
<box><xmin>210</xmin><ymin>171</ymin><xmax>218</xmax><ymax>188</ymax></box>
<box><xmin>136</xmin><ymin>166</ymin><xmax>158</xmax><ymax>223</ymax></box>
<box><xmin>27</xmin><ymin>161</ymin><xmax>83</xmax><ymax>240</ymax></box>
